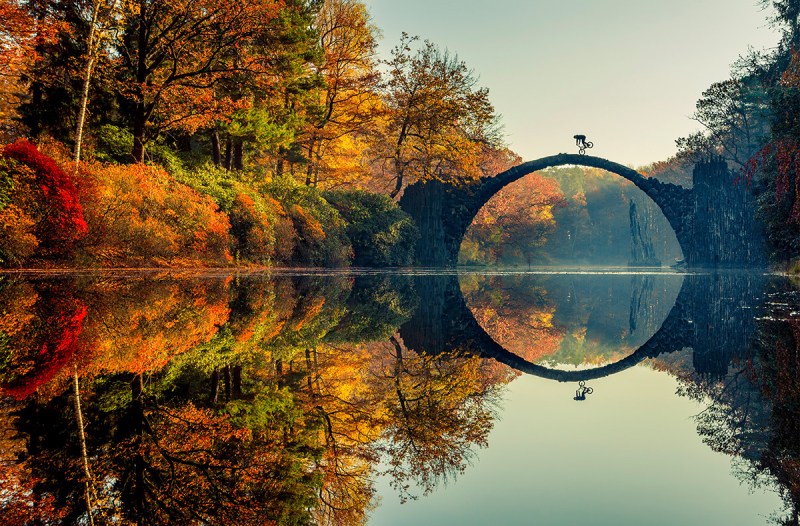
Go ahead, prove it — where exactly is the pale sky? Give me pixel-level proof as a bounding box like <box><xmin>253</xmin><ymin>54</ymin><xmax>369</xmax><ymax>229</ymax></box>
<box><xmin>365</xmin><ymin>0</ymin><xmax>782</xmax><ymax>167</ymax></box>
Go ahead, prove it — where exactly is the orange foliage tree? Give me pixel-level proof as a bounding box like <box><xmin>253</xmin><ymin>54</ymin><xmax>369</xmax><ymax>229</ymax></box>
<box><xmin>300</xmin><ymin>0</ymin><xmax>381</xmax><ymax>188</ymax></box>
<box><xmin>462</xmin><ymin>170</ymin><xmax>566</xmax><ymax>266</ymax></box>
<box><xmin>380</xmin><ymin>34</ymin><xmax>500</xmax><ymax>197</ymax></box>
<box><xmin>114</xmin><ymin>0</ymin><xmax>284</xmax><ymax>162</ymax></box>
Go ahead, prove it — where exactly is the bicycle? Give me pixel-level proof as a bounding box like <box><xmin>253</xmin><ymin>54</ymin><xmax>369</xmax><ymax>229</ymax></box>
<box><xmin>574</xmin><ymin>135</ymin><xmax>594</xmax><ymax>155</ymax></box>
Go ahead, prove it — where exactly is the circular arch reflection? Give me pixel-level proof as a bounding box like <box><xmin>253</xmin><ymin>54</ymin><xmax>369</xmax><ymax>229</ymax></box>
<box><xmin>459</xmin><ymin>272</ymin><xmax>686</xmax><ymax>382</ymax></box>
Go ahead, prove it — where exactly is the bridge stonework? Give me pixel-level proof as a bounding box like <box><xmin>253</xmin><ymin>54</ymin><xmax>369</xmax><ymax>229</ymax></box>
<box><xmin>398</xmin><ymin>154</ymin><xmax>764</xmax><ymax>267</ymax></box>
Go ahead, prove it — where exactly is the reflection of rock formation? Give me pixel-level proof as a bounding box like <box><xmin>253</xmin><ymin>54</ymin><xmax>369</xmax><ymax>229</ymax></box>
<box><xmin>628</xmin><ymin>275</ymin><xmax>655</xmax><ymax>334</ymax></box>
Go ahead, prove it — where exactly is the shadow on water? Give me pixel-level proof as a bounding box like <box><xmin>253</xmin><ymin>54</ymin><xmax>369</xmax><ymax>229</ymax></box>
<box><xmin>0</xmin><ymin>269</ymin><xmax>799</xmax><ymax>524</ymax></box>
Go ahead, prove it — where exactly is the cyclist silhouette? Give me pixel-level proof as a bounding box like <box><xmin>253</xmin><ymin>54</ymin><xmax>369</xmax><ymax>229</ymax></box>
<box><xmin>573</xmin><ymin>381</ymin><xmax>594</xmax><ymax>401</ymax></box>
<box><xmin>573</xmin><ymin>135</ymin><xmax>594</xmax><ymax>155</ymax></box>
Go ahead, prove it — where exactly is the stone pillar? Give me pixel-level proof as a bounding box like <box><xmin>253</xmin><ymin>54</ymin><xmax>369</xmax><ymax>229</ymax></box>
<box><xmin>689</xmin><ymin>157</ymin><xmax>766</xmax><ymax>267</ymax></box>
<box><xmin>399</xmin><ymin>180</ymin><xmax>461</xmax><ymax>266</ymax></box>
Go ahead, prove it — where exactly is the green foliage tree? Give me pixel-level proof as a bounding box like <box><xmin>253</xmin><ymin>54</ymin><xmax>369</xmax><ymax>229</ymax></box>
<box><xmin>324</xmin><ymin>190</ymin><xmax>418</xmax><ymax>266</ymax></box>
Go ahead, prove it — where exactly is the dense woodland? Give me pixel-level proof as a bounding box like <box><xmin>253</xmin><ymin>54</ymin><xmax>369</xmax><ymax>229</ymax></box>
<box><xmin>0</xmin><ymin>0</ymin><xmax>507</xmax><ymax>267</ymax></box>
<box><xmin>0</xmin><ymin>0</ymin><xmax>798</xmax><ymax>268</ymax></box>
<box><xmin>0</xmin><ymin>274</ymin><xmax>513</xmax><ymax>524</ymax></box>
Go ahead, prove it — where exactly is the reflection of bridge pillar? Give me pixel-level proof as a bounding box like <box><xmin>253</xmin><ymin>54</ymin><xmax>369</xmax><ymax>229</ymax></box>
<box><xmin>400</xmin><ymin>274</ymin><xmax>490</xmax><ymax>356</ymax></box>
<box><xmin>688</xmin><ymin>272</ymin><xmax>764</xmax><ymax>378</ymax></box>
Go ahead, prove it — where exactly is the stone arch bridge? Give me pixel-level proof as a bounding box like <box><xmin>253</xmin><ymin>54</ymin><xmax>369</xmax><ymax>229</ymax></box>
<box><xmin>398</xmin><ymin>154</ymin><xmax>764</xmax><ymax>267</ymax></box>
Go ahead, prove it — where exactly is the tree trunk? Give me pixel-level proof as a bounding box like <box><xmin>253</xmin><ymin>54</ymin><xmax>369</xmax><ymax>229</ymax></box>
<box><xmin>232</xmin><ymin>139</ymin><xmax>243</xmax><ymax>170</ymax></box>
<box><xmin>224</xmin><ymin>137</ymin><xmax>233</xmax><ymax>170</ymax></box>
<box><xmin>73</xmin><ymin>372</ymin><xmax>96</xmax><ymax>526</ymax></box>
<box><xmin>132</xmin><ymin>108</ymin><xmax>147</xmax><ymax>163</ymax></box>
<box><xmin>232</xmin><ymin>365</ymin><xmax>242</xmax><ymax>398</ymax></box>
<box><xmin>305</xmin><ymin>137</ymin><xmax>315</xmax><ymax>186</ymax></box>
<box><xmin>276</xmin><ymin>155</ymin><xmax>284</xmax><ymax>178</ymax></box>
<box><xmin>129</xmin><ymin>374</ymin><xmax>146</xmax><ymax>520</ymax></box>
<box><xmin>73</xmin><ymin>56</ymin><xmax>95</xmax><ymax>169</ymax></box>
<box><xmin>390</xmin><ymin>166</ymin><xmax>404</xmax><ymax>199</ymax></box>
<box><xmin>29</xmin><ymin>82</ymin><xmax>42</xmax><ymax>138</ymax></box>
<box><xmin>131</xmin><ymin>1</ymin><xmax>148</xmax><ymax>164</ymax></box>
<box><xmin>223</xmin><ymin>365</ymin><xmax>231</xmax><ymax>401</ymax></box>
<box><xmin>211</xmin><ymin>130</ymin><xmax>221</xmax><ymax>166</ymax></box>
<box><xmin>73</xmin><ymin>1</ymin><xmax>101</xmax><ymax>170</ymax></box>
<box><xmin>209</xmin><ymin>368</ymin><xmax>219</xmax><ymax>404</ymax></box>
<box><xmin>305</xmin><ymin>348</ymin><xmax>314</xmax><ymax>396</ymax></box>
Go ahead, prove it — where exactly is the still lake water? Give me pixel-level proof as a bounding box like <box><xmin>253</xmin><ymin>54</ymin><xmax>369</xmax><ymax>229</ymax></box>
<box><xmin>0</xmin><ymin>269</ymin><xmax>798</xmax><ymax>525</ymax></box>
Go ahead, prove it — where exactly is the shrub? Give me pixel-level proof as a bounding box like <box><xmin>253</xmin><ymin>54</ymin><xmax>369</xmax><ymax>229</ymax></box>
<box><xmin>93</xmin><ymin>124</ymin><xmax>134</xmax><ymax>163</ymax></box>
<box><xmin>265</xmin><ymin>177</ymin><xmax>352</xmax><ymax>266</ymax></box>
<box><xmin>79</xmin><ymin>162</ymin><xmax>232</xmax><ymax>266</ymax></box>
<box><xmin>92</xmin><ymin>125</ymin><xmax>189</xmax><ymax>173</ymax></box>
<box><xmin>173</xmin><ymin>163</ymin><xmax>297</xmax><ymax>264</ymax></box>
<box><xmin>0</xmin><ymin>204</ymin><xmax>39</xmax><ymax>265</ymax></box>
<box><xmin>324</xmin><ymin>190</ymin><xmax>419</xmax><ymax>266</ymax></box>
<box><xmin>1</xmin><ymin>140</ymin><xmax>87</xmax><ymax>259</ymax></box>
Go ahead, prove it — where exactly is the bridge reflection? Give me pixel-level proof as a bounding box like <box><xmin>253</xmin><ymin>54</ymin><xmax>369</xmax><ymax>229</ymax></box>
<box><xmin>399</xmin><ymin>272</ymin><xmax>765</xmax><ymax>382</ymax></box>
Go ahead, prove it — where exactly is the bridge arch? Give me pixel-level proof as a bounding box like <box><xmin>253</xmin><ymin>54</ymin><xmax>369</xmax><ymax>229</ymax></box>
<box><xmin>399</xmin><ymin>153</ymin><xmax>693</xmax><ymax>267</ymax></box>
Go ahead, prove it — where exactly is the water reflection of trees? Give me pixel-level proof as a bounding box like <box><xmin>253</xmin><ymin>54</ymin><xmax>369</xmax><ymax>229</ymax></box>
<box><xmin>668</xmin><ymin>301</ymin><xmax>800</xmax><ymax>525</ymax></box>
<box><xmin>0</xmin><ymin>274</ymin><xmax>510</xmax><ymax>525</ymax></box>
<box><xmin>460</xmin><ymin>273</ymin><xmax>683</xmax><ymax>367</ymax></box>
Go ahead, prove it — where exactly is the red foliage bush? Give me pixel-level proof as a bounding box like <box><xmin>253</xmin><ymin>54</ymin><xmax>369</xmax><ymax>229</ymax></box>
<box><xmin>2</xmin><ymin>139</ymin><xmax>88</xmax><ymax>253</ymax></box>
<box><xmin>0</xmin><ymin>291</ymin><xmax>88</xmax><ymax>400</ymax></box>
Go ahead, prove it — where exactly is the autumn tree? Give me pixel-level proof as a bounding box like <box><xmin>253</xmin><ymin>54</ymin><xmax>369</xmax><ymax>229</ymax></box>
<box><xmin>0</xmin><ymin>0</ymin><xmax>62</xmax><ymax>140</ymax></box>
<box><xmin>72</xmin><ymin>0</ymin><xmax>123</xmax><ymax>167</ymax></box>
<box><xmin>0</xmin><ymin>0</ymin><xmax>40</xmax><ymax>141</ymax></box>
<box><xmin>380</xmin><ymin>33</ymin><xmax>500</xmax><ymax>198</ymax></box>
<box><xmin>114</xmin><ymin>0</ymin><xmax>283</xmax><ymax>162</ymax></box>
<box><xmin>299</xmin><ymin>0</ymin><xmax>381</xmax><ymax>187</ymax></box>
<box><xmin>676</xmin><ymin>77</ymin><xmax>772</xmax><ymax>167</ymax></box>
<box><xmin>462</xmin><ymin>171</ymin><xmax>566</xmax><ymax>266</ymax></box>
<box><xmin>739</xmin><ymin>3</ymin><xmax>800</xmax><ymax>262</ymax></box>
<box><xmin>207</xmin><ymin>0</ymin><xmax>322</xmax><ymax>172</ymax></box>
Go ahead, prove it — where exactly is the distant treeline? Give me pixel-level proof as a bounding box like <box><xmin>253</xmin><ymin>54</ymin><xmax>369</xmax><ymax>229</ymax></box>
<box><xmin>460</xmin><ymin>166</ymin><xmax>682</xmax><ymax>267</ymax></box>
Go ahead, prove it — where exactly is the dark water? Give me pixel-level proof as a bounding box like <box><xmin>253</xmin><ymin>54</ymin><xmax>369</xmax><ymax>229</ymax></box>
<box><xmin>0</xmin><ymin>269</ymin><xmax>798</xmax><ymax>525</ymax></box>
